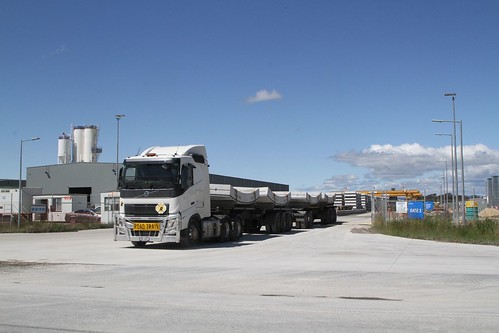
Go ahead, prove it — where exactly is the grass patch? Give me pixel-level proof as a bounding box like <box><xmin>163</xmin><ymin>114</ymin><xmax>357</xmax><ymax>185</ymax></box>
<box><xmin>0</xmin><ymin>221</ymin><xmax>113</xmax><ymax>233</ymax></box>
<box><xmin>372</xmin><ymin>216</ymin><xmax>499</xmax><ymax>246</ymax></box>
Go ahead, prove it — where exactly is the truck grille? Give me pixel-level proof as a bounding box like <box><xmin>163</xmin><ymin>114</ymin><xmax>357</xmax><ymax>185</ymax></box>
<box><xmin>124</xmin><ymin>204</ymin><xmax>168</xmax><ymax>217</ymax></box>
<box><xmin>130</xmin><ymin>230</ymin><xmax>160</xmax><ymax>237</ymax></box>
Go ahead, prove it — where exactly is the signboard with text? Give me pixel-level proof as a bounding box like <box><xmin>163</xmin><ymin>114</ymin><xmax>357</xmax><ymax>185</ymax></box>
<box><xmin>396</xmin><ymin>201</ymin><xmax>407</xmax><ymax>214</ymax></box>
<box><xmin>31</xmin><ymin>205</ymin><xmax>47</xmax><ymax>214</ymax></box>
<box><xmin>408</xmin><ymin>201</ymin><xmax>424</xmax><ymax>219</ymax></box>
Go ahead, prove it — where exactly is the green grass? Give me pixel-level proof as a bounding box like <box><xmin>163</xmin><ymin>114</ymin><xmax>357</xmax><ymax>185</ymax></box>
<box><xmin>372</xmin><ymin>216</ymin><xmax>499</xmax><ymax>246</ymax></box>
<box><xmin>0</xmin><ymin>221</ymin><xmax>113</xmax><ymax>233</ymax></box>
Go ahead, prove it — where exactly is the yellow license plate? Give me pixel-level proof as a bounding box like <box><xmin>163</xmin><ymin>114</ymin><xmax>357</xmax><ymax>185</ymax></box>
<box><xmin>133</xmin><ymin>223</ymin><xmax>160</xmax><ymax>231</ymax></box>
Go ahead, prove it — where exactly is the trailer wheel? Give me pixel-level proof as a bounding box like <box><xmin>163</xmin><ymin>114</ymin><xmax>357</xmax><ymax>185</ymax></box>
<box><xmin>231</xmin><ymin>216</ymin><xmax>243</xmax><ymax>241</ymax></box>
<box><xmin>320</xmin><ymin>209</ymin><xmax>329</xmax><ymax>225</ymax></box>
<box><xmin>274</xmin><ymin>213</ymin><xmax>283</xmax><ymax>233</ymax></box>
<box><xmin>305</xmin><ymin>211</ymin><xmax>314</xmax><ymax>229</ymax></box>
<box><xmin>284</xmin><ymin>212</ymin><xmax>293</xmax><ymax>232</ymax></box>
<box><xmin>182</xmin><ymin>219</ymin><xmax>201</xmax><ymax>246</ymax></box>
<box><xmin>263</xmin><ymin>213</ymin><xmax>278</xmax><ymax>234</ymax></box>
<box><xmin>218</xmin><ymin>216</ymin><xmax>231</xmax><ymax>242</ymax></box>
<box><xmin>330</xmin><ymin>207</ymin><xmax>337</xmax><ymax>224</ymax></box>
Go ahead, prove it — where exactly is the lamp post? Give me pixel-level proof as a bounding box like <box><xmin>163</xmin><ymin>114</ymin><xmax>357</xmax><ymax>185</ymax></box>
<box><xmin>435</xmin><ymin>133</ymin><xmax>456</xmax><ymax>224</ymax></box>
<box><xmin>434</xmin><ymin>118</ymin><xmax>465</xmax><ymax>224</ymax></box>
<box><xmin>18</xmin><ymin>137</ymin><xmax>40</xmax><ymax>229</ymax></box>
<box><xmin>457</xmin><ymin>119</ymin><xmax>465</xmax><ymax>224</ymax></box>
<box><xmin>439</xmin><ymin>160</ymin><xmax>449</xmax><ymax>210</ymax></box>
<box><xmin>115</xmin><ymin>114</ymin><xmax>125</xmax><ymax>188</ymax></box>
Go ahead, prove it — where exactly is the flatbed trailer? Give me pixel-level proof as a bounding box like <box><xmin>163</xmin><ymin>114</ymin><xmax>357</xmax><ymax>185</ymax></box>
<box><xmin>114</xmin><ymin>145</ymin><xmax>336</xmax><ymax>247</ymax></box>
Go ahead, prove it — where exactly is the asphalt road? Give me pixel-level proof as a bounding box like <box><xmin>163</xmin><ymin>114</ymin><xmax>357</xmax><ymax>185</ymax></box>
<box><xmin>1</xmin><ymin>213</ymin><xmax>499</xmax><ymax>332</ymax></box>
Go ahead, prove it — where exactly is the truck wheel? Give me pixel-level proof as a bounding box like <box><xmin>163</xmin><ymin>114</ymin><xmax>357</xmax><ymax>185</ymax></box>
<box><xmin>330</xmin><ymin>207</ymin><xmax>337</xmax><ymax>224</ymax></box>
<box><xmin>131</xmin><ymin>241</ymin><xmax>147</xmax><ymax>247</ymax></box>
<box><xmin>305</xmin><ymin>211</ymin><xmax>314</xmax><ymax>229</ymax></box>
<box><xmin>231</xmin><ymin>216</ymin><xmax>243</xmax><ymax>241</ymax></box>
<box><xmin>274</xmin><ymin>213</ymin><xmax>282</xmax><ymax>233</ymax></box>
<box><xmin>263</xmin><ymin>213</ymin><xmax>277</xmax><ymax>234</ymax></box>
<box><xmin>182</xmin><ymin>219</ymin><xmax>201</xmax><ymax>246</ymax></box>
<box><xmin>284</xmin><ymin>213</ymin><xmax>293</xmax><ymax>232</ymax></box>
<box><xmin>320</xmin><ymin>210</ymin><xmax>329</xmax><ymax>225</ymax></box>
<box><xmin>218</xmin><ymin>216</ymin><xmax>231</xmax><ymax>242</ymax></box>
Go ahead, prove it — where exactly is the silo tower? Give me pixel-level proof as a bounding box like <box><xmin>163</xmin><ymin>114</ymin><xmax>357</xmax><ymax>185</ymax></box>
<box><xmin>57</xmin><ymin>133</ymin><xmax>71</xmax><ymax>164</ymax></box>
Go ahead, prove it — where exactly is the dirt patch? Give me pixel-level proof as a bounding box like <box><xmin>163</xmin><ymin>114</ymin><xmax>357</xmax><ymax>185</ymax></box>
<box><xmin>479</xmin><ymin>208</ymin><xmax>499</xmax><ymax>218</ymax></box>
<box><xmin>0</xmin><ymin>260</ymin><xmax>51</xmax><ymax>269</ymax></box>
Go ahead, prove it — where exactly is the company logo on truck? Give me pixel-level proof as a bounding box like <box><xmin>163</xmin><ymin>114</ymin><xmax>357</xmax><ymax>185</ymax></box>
<box><xmin>155</xmin><ymin>202</ymin><xmax>167</xmax><ymax>214</ymax></box>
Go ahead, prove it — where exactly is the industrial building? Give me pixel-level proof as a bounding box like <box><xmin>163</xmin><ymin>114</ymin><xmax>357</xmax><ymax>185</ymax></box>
<box><xmin>486</xmin><ymin>176</ymin><xmax>499</xmax><ymax>207</ymax></box>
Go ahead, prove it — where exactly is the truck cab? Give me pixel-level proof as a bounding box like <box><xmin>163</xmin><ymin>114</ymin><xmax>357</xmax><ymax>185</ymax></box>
<box><xmin>114</xmin><ymin>145</ymin><xmax>211</xmax><ymax>246</ymax></box>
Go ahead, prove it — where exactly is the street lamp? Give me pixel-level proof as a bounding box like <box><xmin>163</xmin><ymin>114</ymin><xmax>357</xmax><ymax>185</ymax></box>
<box><xmin>435</xmin><ymin>133</ymin><xmax>456</xmax><ymax>223</ymax></box>
<box><xmin>445</xmin><ymin>93</ymin><xmax>465</xmax><ymax>224</ymax></box>
<box><xmin>18</xmin><ymin>137</ymin><xmax>40</xmax><ymax>229</ymax></box>
<box><xmin>438</xmin><ymin>160</ymin><xmax>448</xmax><ymax>211</ymax></box>
<box><xmin>115</xmin><ymin>114</ymin><xmax>125</xmax><ymax>188</ymax></box>
<box><xmin>434</xmin><ymin>118</ymin><xmax>465</xmax><ymax>224</ymax></box>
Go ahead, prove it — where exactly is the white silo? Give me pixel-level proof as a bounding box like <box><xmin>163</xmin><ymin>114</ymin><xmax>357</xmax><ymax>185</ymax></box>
<box><xmin>72</xmin><ymin>126</ymin><xmax>85</xmax><ymax>163</ymax></box>
<box><xmin>83</xmin><ymin>125</ymin><xmax>98</xmax><ymax>162</ymax></box>
<box><xmin>57</xmin><ymin>133</ymin><xmax>71</xmax><ymax>164</ymax></box>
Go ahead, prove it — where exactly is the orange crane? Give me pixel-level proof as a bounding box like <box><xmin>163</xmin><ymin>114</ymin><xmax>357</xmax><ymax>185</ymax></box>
<box><xmin>358</xmin><ymin>190</ymin><xmax>423</xmax><ymax>200</ymax></box>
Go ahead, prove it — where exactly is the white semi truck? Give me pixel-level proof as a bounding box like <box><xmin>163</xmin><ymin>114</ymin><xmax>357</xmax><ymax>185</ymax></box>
<box><xmin>114</xmin><ymin>145</ymin><xmax>337</xmax><ymax>247</ymax></box>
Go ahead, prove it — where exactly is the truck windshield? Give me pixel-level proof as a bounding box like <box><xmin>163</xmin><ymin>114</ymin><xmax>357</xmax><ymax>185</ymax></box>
<box><xmin>121</xmin><ymin>160</ymin><xmax>180</xmax><ymax>190</ymax></box>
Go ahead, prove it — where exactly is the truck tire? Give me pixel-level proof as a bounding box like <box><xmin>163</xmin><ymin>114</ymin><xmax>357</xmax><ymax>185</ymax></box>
<box><xmin>320</xmin><ymin>209</ymin><xmax>330</xmax><ymax>225</ymax></box>
<box><xmin>181</xmin><ymin>219</ymin><xmax>201</xmax><ymax>246</ymax></box>
<box><xmin>218</xmin><ymin>216</ymin><xmax>231</xmax><ymax>242</ymax></box>
<box><xmin>320</xmin><ymin>207</ymin><xmax>336</xmax><ymax>225</ymax></box>
<box><xmin>231</xmin><ymin>216</ymin><xmax>243</xmax><ymax>241</ymax></box>
<box><xmin>263</xmin><ymin>212</ymin><xmax>278</xmax><ymax>234</ymax></box>
<box><xmin>330</xmin><ymin>207</ymin><xmax>337</xmax><ymax>224</ymax></box>
<box><xmin>284</xmin><ymin>212</ymin><xmax>293</xmax><ymax>232</ymax></box>
<box><xmin>304</xmin><ymin>211</ymin><xmax>314</xmax><ymax>229</ymax></box>
<box><xmin>275</xmin><ymin>212</ymin><xmax>283</xmax><ymax>233</ymax></box>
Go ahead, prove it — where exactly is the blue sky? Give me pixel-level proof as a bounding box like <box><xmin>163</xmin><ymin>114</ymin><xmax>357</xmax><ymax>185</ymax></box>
<box><xmin>2</xmin><ymin>0</ymin><xmax>499</xmax><ymax>195</ymax></box>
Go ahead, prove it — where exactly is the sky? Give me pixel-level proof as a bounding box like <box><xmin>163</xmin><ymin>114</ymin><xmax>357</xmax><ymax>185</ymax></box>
<box><xmin>1</xmin><ymin>0</ymin><xmax>499</xmax><ymax>196</ymax></box>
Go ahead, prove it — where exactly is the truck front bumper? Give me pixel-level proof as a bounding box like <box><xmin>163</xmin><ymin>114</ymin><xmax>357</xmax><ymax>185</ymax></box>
<box><xmin>114</xmin><ymin>213</ymin><xmax>182</xmax><ymax>244</ymax></box>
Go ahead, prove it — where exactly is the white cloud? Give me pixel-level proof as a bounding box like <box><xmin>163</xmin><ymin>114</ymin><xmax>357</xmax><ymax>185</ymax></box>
<box><xmin>319</xmin><ymin>143</ymin><xmax>499</xmax><ymax>194</ymax></box>
<box><xmin>43</xmin><ymin>44</ymin><xmax>69</xmax><ymax>58</ymax></box>
<box><xmin>246</xmin><ymin>89</ymin><xmax>282</xmax><ymax>104</ymax></box>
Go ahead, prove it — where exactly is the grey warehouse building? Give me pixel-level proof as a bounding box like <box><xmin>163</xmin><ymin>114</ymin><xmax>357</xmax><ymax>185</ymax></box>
<box><xmin>27</xmin><ymin>163</ymin><xmax>118</xmax><ymax>208</ymax></box>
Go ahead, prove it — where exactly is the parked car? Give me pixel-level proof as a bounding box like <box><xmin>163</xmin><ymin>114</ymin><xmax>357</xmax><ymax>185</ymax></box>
<box><xmin>65</xmin><ymin>209</ymin><xmax>101</xmax><ymax>223</ymax></box>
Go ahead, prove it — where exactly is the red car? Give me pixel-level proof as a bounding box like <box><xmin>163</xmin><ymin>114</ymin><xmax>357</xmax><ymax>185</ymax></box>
<box><xmin>65</xmin><ymin>209</ymin><xmax>101</xmax><ymax>223</ymax></box>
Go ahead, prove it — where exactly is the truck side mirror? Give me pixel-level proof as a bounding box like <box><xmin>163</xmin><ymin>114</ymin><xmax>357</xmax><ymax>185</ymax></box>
<box><xmin>118</xmin><ymin>168</ymin><xmax>123</xmax><ymax>188</ymax></box>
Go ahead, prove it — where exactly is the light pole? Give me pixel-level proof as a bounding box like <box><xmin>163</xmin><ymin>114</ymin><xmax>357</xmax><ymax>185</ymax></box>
<box><xmin>115</xmin><ymin>114</ymin><xmax>125</xmax><ymax>188</ymax></box>
<box><xmin>439</xmin><ymin>160</ymin><xmax>449</xmax><ymax>206</ymax></box>
<box><xmin>435</xmin><ymin>133</ymin><xmax>456</xmax><ymax>224</ymax></box>
<box><xmin>434</xmin><ymin>118</ymin><xmax>465</xmax><ymax>224</ymax></box>
<box><xmin>18</xmin><ymin>137</ymin><xmax>40</xmax><ymax>229</ymax></box>
<box><xmin>445</xmin><ymin>93</ymin><xmax>465</xmax><ymax>224</ymax></box>
<box><xmin>457</xmin><ymin>120</ymin><xmax>465</xmax><ymax>224</ymax></box>
<box><xmin>439</xmin><ymin>160</ymin><xmax>448</xmax><ymax>210</ymax></box>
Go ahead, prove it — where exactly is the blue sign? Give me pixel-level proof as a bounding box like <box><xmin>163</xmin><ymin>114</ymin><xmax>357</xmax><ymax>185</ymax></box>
<box><xmin>31</xmin><ymin>205</ymin><xmax>47</xmax><ymax>214</ymax></box>
<box><xmin>425</xmin><ymin>201</ymin><xmax>434</xmax><ymax>211</ymax></box>
<box><xmin>408</xmin><ymin>201</ymin><xmax>424</xmax><ymax>219</ymax></box>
